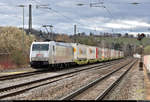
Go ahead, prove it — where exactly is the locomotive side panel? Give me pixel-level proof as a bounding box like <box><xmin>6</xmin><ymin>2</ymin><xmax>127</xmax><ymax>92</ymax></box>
<box><xmin>53</xmin><ymin>44</ymin><xmax>74</xmax><ymax>64</ymax></box>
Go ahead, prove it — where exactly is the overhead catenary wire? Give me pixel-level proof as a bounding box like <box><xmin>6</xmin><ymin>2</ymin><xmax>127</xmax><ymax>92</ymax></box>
<box><xmin>49</xmin><ymin>8</ymin><xmax>95</xmax><ymax>30</ymax></box>
<box><xmin>39</xmin><ymin>8</ymin><xmax>96</xmax><ymax>32</ymax></box>
<box><xmin>102</xmin><ymin>4</ymin><xmax>115</xmax><ymax>33</ymax></box>
<box><xmin>103</xmin><ymin>5</ymin><xmax>114</xmax><ymax>19</ymax></box>
<box><xmin>30</xmin><ymin>0</ymin><xmax>115</xmax><ymax>33</ymax></box>
<box><xmin>0</xmin><ymin>0</ymin><xmax>114</xmax><ymax>33</ymax></box>
<box><xmin>88</xmin><ymin>0</ymin><xmax>115</xmax><ymax>33</ymax></box>
<box><xmin>31</xmin><ymin>0</ymin><xmax>102</xmax><ymax>33</ymax></box>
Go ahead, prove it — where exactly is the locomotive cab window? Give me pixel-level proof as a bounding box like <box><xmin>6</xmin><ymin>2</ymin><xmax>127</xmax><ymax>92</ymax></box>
<box><xmin>32</xmin><ymin>44</ymin><xmax>49</xmax><ymax>51</ymax></box>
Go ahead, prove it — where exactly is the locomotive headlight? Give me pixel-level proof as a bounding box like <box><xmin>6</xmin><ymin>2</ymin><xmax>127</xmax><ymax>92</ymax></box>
<box><xmin>31</xmin><ymin>58</ymin><xmax>35</xmax><ymax>61</ymax></box>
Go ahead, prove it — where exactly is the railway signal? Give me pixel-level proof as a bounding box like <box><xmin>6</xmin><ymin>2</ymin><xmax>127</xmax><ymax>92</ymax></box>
<box><xmin>137</xmin><ymin>33</ymin><xmax>145</xmax><ymax>71</ymax></box>
<box><xmin>137</xmin><ymin>33</ymin><xmax>145</xmax><ymax>41</ymax></box>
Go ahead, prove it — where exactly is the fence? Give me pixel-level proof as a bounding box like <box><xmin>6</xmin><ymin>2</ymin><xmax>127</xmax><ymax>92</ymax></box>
<box><xmin>144</xmin><ymin>55</ymin><xmax>150</xmax><ymax>72</ymax></box>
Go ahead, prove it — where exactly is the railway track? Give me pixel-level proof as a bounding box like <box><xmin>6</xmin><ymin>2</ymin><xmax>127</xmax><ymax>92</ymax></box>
<box><xmin>60</xmin><ymin>59</ymin><xmax>137</xmax><ymax>100</ymax></box>
<box><xmin>0</xmin><ymin>58</ymin><xmax>130</xmax><ymax>99</ymax></box>
<box><xmin>0</xmin><ymin>58</ymin><xmax>125</xmax><ymax>81</ymax></box>
<box><xmin>96</xmin><ymin>60</ymin><xmax>137</xmax><ymax>100</ymax></box>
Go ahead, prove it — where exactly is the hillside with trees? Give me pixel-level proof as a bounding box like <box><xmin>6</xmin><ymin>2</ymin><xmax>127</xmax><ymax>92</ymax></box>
<box><xmin>30</xmin><ymin>29</ymin><xmax>150</xmax><ymax>56</ymax></box>
<box><xmin>0</xmin><ymin>27</ymin><xmax>35</xmax><ymax>69</ymax></box>
<box><xmin>1</xmin><ymin>27</ymin><xmax>150</xmax><ymax>69</ymax></box>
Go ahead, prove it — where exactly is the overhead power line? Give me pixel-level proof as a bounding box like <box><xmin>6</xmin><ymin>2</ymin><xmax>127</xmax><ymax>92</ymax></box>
<box><xmin>30</xmin><ymin>0</ymin><xmax>106</xmax><ymax>32</ymax></box>
<box><xmin>35</xmin><ymin>4</ymin><xmax>95</xmax><ymax>31</ymax></box>
<box><xmin>103</xmin><ymin>5</ymin><xmax>114</xmax><ymax>19</ymax></box>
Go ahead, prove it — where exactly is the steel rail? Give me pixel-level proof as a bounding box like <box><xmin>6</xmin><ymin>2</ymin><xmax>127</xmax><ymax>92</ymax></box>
<box><xmin>0</xmin><ymin>59</ymin><xmax>126</xmax><ymax>91</ymax></box>
<box><xmin>95</xmin><ymin>60</ymin><xmax>137</xmax><ymax>100</ymax></box>
<box><xmin>60</xmin><ymin>59</ymin><xmax>135</xmax><ymax>100</ymax></box>
<box><xmin>0</xmin><ymin>58</ymin><xmax>124</xmax><ymax>81</ymax></box>
<box><xmin>0</xmin><ymin>58</ymin><xmax>129</xmax><ymax>99</ymax></box>
<box><xmin>0</xmin><ymin>69</ymin><xmax>51</xmax><ymax>81</ymax></box>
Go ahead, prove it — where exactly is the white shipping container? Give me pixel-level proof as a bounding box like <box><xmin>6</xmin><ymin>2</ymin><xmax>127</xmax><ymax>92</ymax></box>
<box><xmin>71</xmin><ymin>43</ymin><xmax>87</xmax><ymax>60</ymax></box>
<box><xmin>101</xmin><ymin>48</ymin><xmax>105</xmax><ymax>59</ymax></box>
<box><xmin>87</xmin><ymin>46</ymin><xmax>96</xmax><ymax>60</ymax></box>
<box><xmin>111</xmin><ymin>49</ymin><xmax>115</xmax><ymax>59</ymax></box>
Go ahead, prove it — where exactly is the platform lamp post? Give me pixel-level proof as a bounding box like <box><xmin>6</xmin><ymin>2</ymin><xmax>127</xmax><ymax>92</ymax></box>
<box><xmin>17</xmin><ymin>5</ymin><xmax>26</xmax><ymax>54</ymax></box>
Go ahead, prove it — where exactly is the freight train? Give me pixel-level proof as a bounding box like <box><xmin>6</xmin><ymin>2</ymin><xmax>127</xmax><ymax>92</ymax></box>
<box><xmin>30</xmin><ymin>41</ymin><xmax>124</xmax><ymax>68</ymax></box>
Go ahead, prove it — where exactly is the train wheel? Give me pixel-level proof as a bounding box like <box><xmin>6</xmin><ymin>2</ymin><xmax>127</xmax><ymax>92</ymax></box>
<box><xmin>60</xmin><ymin>64</ymin><xmax>63</xmax><ymax>69</ymax></box>
<box><xmin>66</xmin><ymin>63</ymin><xmax>69</xmax><ymax>68</ymax></box>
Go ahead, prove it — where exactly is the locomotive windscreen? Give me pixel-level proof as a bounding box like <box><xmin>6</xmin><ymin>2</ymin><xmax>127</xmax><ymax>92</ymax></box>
<box><xmin>32</xmin><ymin>44</ymin><xmax>49</xmax><ymax>51</ymax></box>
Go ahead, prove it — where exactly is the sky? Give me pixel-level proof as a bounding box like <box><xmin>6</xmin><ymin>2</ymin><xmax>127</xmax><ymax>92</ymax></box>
<box><xmin>0</xmin><ymin>0</ymin><xmax>150</xmax><ymax>35</ymax></box>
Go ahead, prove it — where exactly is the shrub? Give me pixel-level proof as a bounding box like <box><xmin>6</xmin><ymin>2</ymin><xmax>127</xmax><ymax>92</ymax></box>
<box><xmin>10</xmin><ymin>50</ymin><xmax>27</xmax><ymax>66</ymax></box>
<box><xmin>0</xmin><ymin>26</ymin><xmax>36</xmax><ymax>66</ymax></box>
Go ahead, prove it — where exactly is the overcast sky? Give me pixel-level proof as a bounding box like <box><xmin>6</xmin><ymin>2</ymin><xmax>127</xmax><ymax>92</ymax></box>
<box><xmin>0</xmin><ymin>0</ymin><xmax>150</xmax><ymax>35</ymax></box>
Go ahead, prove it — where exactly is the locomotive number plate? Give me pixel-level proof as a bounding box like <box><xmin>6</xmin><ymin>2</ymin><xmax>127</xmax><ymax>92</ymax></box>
<box><xmin>36</xmin><ymin>54</ymin><xmax>43</xmax><ymax>57</ymax></box>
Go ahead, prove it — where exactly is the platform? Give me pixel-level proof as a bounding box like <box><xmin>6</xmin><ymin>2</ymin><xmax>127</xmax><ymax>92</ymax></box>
<box><xmin>0</xmin><ymin>67</ymin><xmax>38</xmax><ymax>76</ymax></box>
<box><xmin>143</xmin><ymin>63</ymin><xmax>150</xmax><ymax>100</ymax></box>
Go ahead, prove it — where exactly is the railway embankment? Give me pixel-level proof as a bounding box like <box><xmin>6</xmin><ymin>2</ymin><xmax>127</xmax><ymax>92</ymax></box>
<box><xmin>0</xmin><ymin>58</ymin><xmax>147</xmax><ymax>100</ymax></box>
<box><xmin>0</xmin><ymin>58</ymin><xmax>130</xmax><ymax>100</ymax></box>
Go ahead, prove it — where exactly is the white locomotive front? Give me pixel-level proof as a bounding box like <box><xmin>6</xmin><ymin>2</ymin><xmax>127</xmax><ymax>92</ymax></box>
<box><xmin>30</xmin><ymin>42</ymin><xmax>51</xmax><ymax>67</ymax></box>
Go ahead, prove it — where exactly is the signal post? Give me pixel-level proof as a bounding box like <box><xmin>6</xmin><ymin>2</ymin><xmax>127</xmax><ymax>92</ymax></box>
<box><xmin>137</xmin><ymin>33</ymin><xmax>145</xmax><ymax>71</ymax></box>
